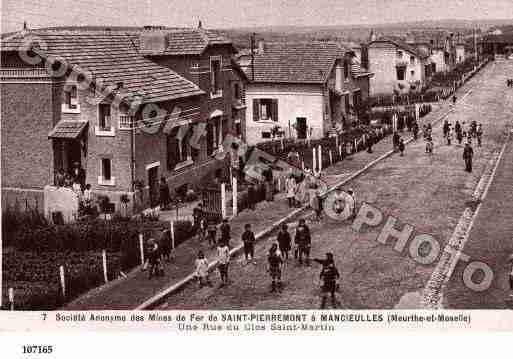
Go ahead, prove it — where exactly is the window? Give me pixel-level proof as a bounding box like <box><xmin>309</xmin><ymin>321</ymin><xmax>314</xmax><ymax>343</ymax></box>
<box><xmin>353</xmin><ymin>90</ymin><xmax>361</xmax><ymax>110</ymax></box>
<box><xmin>99</xmin><ymin>104</ymin><xmax>111</xmax><ymax>131</ymax></box>
<box><xmin>396</xmin><ymin>65</ymin><xmax>406</xmax><ymax>81</ymax></box>
<box><xmin>102</xmin><ymin>158</ymin><xmax>111</xmax><ymax>181</ymax></box>
<box><xmin>62</xmin><ymin>85</ymin><xmax>80</xmax><ymax>113</ymax></box>
<box><xmin>118</xmin><ymin>107</ymin><xmax>133</xmax><ymax>130</ymax></box>
<box><xmin>210</xmin><ymin>56</ymin><xmax>222</xmax><ymax>97</ymax></box>
<box><xmin>99</xmin><ymin>157</ymin><xmax>115</xmax><ymax>186</ymax></box>
<box><xmin>167</xmin><ymin>125</ymin><xmax>193</xmax><ymax>170</ymax></box>
<box><xmin>206</xmin><ymin>117</ymin><xmax>222</xmax><ymax>155</ymax></box>
<box><xmin>397</xmin><ymin>50</ymin><xmax>403</xmax><ymax>58</ymax></box>
<box><xmin>233</xmin><ymin>83</ymin><xmax>241</xmax><ymax>100</ymax></box>
<box><xmin>261</xmin><ymin>131</ymin><xmax>271</xmax><ymax>139</ymax></box>
<box><xmin>252</xmin><ymin>99</ymin><xmax>278</xmax><ymax>122</ymax></box>
<box><xmin>410</xmin><ymin>56</ymin><xmax>415</xmax><ymax>65</ymax></box>
<box><xmin>410</xmin><ymin>70</ymin><xmax>415</xmax><ymax>77</ymax></box>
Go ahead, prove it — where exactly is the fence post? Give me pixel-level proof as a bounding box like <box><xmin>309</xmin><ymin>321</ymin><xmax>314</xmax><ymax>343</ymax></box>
<box><xmin>335</xmin><ymin>134</ymin><xmax>339</xmax><ymax>150</ymax></box>
<box><xmin>329</xmin><ymin>150</ymin><xmax>333</xmax><ymax>166</ymax></box>
<box><xmin>221</xmin><ymin>182</ymin><xmax>227</xmax><ymax>219</ymax></box>
<box><xmin>312</xmin><ymin>147</ymin><xmax>317</xmax><ymax>173</ymax></box>
<box><xmin>232</xmin><ymin>177</ymin><xmax>238</xmax><ymax>216</ymax></box>
<box><xmin>139</xmin><ymin>233</ymin><xmax>145</xmax><ymax>266</ymax></box>
<box><xmin>301</xmin><ymin>160</ymin><xmax>305</xmax><ymax>170</ymax></box>
<box><xmin>170</xmin><ymin>220</ymin><xmax>175</xmax><ymax>250</ymax></box>
<box><xmin>354</xmin><ymin>139</ymin><xmax>358</xmax><ymax>152</ymax></box>
<box><xmin>59</xmin><ymin>265</ymin><xmax>66</xmax><ymax>298</ymax></box>
<box><xmin>338</xmin><ymin>144</ymin><xmax>342</xmax><ymax>157</ymax></box>
<box><xmin>318</xmin><ymin>145</ymin><xmax>322</xmax><ymax>173</ymax></box>
<box><xmin>102</xmin><ymin>250</ymin><xmax>108</xmax><ymax>284</ymax></box>
<box><xmin>8</xmin><ymin>288</ymin><xmax>14</xmax><ymax>311</ymax></box>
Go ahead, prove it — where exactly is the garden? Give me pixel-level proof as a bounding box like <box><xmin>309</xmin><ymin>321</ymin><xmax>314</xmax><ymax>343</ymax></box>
<box><xmin>1</xmin><ymin>202</ymin><xmax>195</xmax><ymax>310</ymax></box>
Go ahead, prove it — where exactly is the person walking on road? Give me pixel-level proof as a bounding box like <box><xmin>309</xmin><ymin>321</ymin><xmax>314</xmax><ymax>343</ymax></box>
<box><xmin>241</xmin><ymin>223</ymin><xmax>256</xmax><ymax>263</ymax></box>
<box><xmin>147</xmin><ymin>238</ymin><xmax>163</xmax><ymax>279</ymax></box>
<box><xmin>398</xmin><ymin>138</ymin><xmax>405</xmax><ymax>156</ymax></box>
<box><xmin>295</xmin><ymin>219</ymin><xmax>311</xmax><ymax>266</ymax></box>
<box><xmin>220</xmin><ymin>218</ymin><xmax>231</xmax><ymax>247</ymax></box>
<box><xmin>207</xmin><ymin>218</ymin><xmax>217</xmax><ymax>248</ymax></box>
<box><xmin>412</xmin><ymin>121</ymin><xmax>419</xmax><ymax>140</ymax></box>
<box><xmin>277</xmin><ymin>223</ymin><xmax>292</xmax><ymax>260</ymax></box>
<box><xmin>446</xmin><ymin>129</ymin><xmax>452</xmax><ymax>146</ymax></box>
<box><xmin>476</xmin><ymin>124</ymin><xmax>483</xmax><ymax>147</ymax></box>
<box><xmin>247</xmin><ymin>183</ymin><xmax>257</xmax><ymax>210</ymax></box>
<box><xmin>286</xmin><ymin>174</ymin><xmax>297</xmax><ymax>208</ymax></box>
<box><xmin>319</xmin><ymin>254</ymin><xmax>340</xmax><ymax>309</ymax></box>
<box><xmin>268</xmin><ymin>243</ymin><xmax>284</xmax><ymax>293</ymax></box>
<box><xmin>463</xmin><ymin>142</ymin><xmax>474</xmax><ymax>173</ymax></box>
<box><xmin>217</xmin><ymin>240</ymin><xmax>230</xmax><ymax>286</ymax></box>
<box><xmin>194</xmin><ymin>251</ymin><xmax>212</xmax><ymax>288</ymax></box>
<box><xmin>393</xmin><ymin>131</ymin><xmax>400</xmax><ymax>151</ymax></box>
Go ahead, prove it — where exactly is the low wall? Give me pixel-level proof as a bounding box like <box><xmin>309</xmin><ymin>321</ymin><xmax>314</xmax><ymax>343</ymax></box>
<box><xmin>43</xmin><ymin>185</ymin><xmax>79</xmax><ymax>223</ymax></box>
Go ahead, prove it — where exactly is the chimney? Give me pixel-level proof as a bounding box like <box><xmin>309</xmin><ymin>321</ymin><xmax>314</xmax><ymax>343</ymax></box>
<box><xmin>335</xmin><ymin>59</ymin><xmax>343</xmax><ymax>92</ymax></box>
<box><xmin>258</xmin><ymin>40</ymin><xmax>265</xmax><ymax>54</ymax></box>
<box><xmin>139</xmin><ymin>29</ymin><xmax>168</xmax><ymax>53</ymax></box>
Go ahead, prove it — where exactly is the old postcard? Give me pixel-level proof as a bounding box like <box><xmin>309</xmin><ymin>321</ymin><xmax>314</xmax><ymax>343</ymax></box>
<box><xmin>1</xmin><ymin>0</ymin><xmax>513</xmax><ymax>350</ymax></box>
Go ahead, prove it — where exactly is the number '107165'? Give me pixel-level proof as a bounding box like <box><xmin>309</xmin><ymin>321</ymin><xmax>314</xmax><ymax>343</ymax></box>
<box><xmin>23</xmin><ymin>345</ymin><xmax>53</xmax><ymax>354</ymax></box>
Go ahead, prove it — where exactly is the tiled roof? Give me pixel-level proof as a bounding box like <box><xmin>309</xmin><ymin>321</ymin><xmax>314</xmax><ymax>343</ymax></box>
<box><xmin>370</xmin><ymin>37</ymin><xmax>429</xmax><ymax>59</ymax></box>
<box><xmin>136</xmin><ymin>28</ymin><xmax>234</xmax><ymax>55</ymax></box>
<box><xmin>48</xmin><ymin>120</ymin><xmax>88</xmax><ymax>139</ymax></box>
<box><xmin>0</xmin><ymin>30</ymin><xmax>204</xmax><ymax>103</ymax></box>
<box><xmin>244</xmin><ymin>42</ymin><xmax>348</xmax><ymax>84</ymax></box>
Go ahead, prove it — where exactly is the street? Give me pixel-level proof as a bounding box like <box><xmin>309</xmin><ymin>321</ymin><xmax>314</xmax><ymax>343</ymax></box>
<box><xmin>160</xmin><ymin>60</ymin><xmax>513</xmax><ymax>310</ymax></box>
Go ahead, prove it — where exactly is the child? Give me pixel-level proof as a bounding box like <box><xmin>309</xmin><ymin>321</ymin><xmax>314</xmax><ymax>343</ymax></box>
<box><xmin>398</xmin><ymin>138</ymin><xmax>405</xmax><ymax>156</ymax></box>
<box><xmin>217</xmin><ymin>240</ymin><xmax>230</xmax><ymax>286</ymax></box>
<box><xmin>220</xmin><ymin>219</ymin><xmax>231</xmax><ymax>247</ymax></box>
<box><xmin>268</xmin><ymin>243</ymin><xmax>283</xmax><ymax>293</ymax></box>
<box><xmin>207</xmin><ymin>219</ymin><xmax>217</xmax><ymax>248</ymax></box>
<box><xmin>198</xmin><ymin>217</ymin><xmax>208</xmax><ymax>241</ymax></box>
<box><xmin>241</xmin><ymin>223</ymin><xmax>256</xmax><ymax>262</ymax></box>
<box><xmin>195</xmin><ymin>251</ymin><xmax>211</xmax><ymax>288</ymax></box>
<box><xmin>276</xmin><ymin>223</ymin><xmax>291</xmax><ymax>260</ymax></box>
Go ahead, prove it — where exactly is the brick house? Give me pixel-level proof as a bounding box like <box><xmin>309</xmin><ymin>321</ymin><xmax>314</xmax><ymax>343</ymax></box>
<box><xmin>241</xmin><ymin>42</ymin><xmax>373</xmax><ymax>145</ymax></box>
<box><xmin>1</xmin><ymin>27</ymin><xmax>242</xmax><ymax>213</ymax></box>
<box><xmin>367</xmin><ymin>37</ymin><xmax>430</xmax><ymax>96</ymax></box>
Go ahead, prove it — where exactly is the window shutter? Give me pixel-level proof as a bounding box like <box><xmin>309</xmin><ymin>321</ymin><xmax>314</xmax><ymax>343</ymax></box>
<box><xmin>272</xmin><ymin>99</ymin><xmax>278</xmax><ymax>122</ymax></box>
<box><xmin>253</xmin><ymin>99</ymin><xmax>260</xmax><ymax>121</ymax></box>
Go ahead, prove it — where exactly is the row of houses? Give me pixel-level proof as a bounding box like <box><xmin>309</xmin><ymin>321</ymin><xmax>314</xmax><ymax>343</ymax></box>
<box><xmin>350</xmin><ymin>31</ymin><xmax>471</xmax><ymax>96</ymax></box>
<box><xmin>1</xmin><ymin>25</ymin><xmax>375</xmax><ymax>214</ymax></box>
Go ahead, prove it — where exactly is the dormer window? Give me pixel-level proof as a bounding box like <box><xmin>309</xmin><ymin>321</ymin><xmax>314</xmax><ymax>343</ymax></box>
<box><xmin>410</xmin><ymin>56</ymin><xmax>415</xmax><ymax>65</ymax></box>
<box><xmin>62</xmin><ymin>85</ymin><xmax>80</xmax><ymax>113</ymax></box>
<box><xmin>210</xmin><ymin>56</ymin><xmax>223</xmax><ymax>98</ymax></box>
<box><xmin>95</xmin><ymin>103</ymin><xmax>115</xmax><ymax>136</ymax></box>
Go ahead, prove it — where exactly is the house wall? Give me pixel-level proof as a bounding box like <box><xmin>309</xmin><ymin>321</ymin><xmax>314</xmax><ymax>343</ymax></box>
<box><xmin>245</xmin><ymin>83</ymin><xmax>325</xmax><ymax>145</ymax></box>
<box><xmin>150</xmin><ymin>45</ymin><xmax>237</xmax><ymax>138</ymax></box>
<box><xmin>456</xmin><ymin>46</ymin><xmax>465</xmax><ymax>63</ymax></box>
<box><xmin>1</xmin><ymin>72</ymin><xmax>59</xmax><ymax>210</ymax></box>
<box><xmin>431</xmin><ymin>49</ymin><xmax>447</xmax><ymax>72</ymax></box>
<box><xmin>368</xmin><ymin>42</ymin><xmax>425</xmax><ymax>96</ymax></box>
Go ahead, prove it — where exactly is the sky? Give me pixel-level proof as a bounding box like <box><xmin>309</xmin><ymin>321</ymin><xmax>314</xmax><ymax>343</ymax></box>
<box><xmin>2</xmin><ymin>0</ymin><xmax>513</xmax><ymax>34</ymax></box>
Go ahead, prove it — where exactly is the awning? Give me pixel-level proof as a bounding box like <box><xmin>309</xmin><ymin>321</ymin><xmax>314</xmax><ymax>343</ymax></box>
<box><xmin>48</xmin><ymin>121</ymin><xmax>88</xmax><ymax>139</ymax></box>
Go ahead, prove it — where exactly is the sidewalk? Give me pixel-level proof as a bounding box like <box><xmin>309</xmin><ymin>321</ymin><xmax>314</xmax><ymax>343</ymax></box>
<box><xmin>63</xmin><ymin>97</ymin><xmax>457</xmax><ymax>310</ymax></box>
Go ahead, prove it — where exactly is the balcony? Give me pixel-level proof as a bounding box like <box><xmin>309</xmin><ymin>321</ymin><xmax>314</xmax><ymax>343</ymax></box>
<box><xmin>0</xmin><ymin>67</ymin><xmax>50</xmax><ymax>79</ymax></box>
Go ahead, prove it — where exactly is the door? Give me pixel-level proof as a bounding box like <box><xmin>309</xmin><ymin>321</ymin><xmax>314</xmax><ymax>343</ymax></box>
<box><xmin>296</xmin><ymin>117</ymin><xmax>307</xmax><ymax>139</ymax></box>
<box><xmin>148</xmin><ymin>166</ymin><xmax>159</xmax><ymax>208</ymax></box>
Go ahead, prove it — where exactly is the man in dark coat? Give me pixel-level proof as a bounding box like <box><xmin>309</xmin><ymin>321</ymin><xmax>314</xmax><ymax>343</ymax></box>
<box><xmin>276</xmin><ymin>223</ymin><xmax>291</xmax><ymax>260</ymax></box>
<box><xmin>295</xmin><ymin>219</ymin><xmax>311</xmax><ymax>266</ymax></box>
<box><xmin>463</xmin><ymin>142</ymin><xmax>474</xmax><ymax>172</ymax></box>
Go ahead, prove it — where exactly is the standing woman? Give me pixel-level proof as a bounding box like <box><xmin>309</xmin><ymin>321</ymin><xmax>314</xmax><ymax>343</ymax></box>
<box><xmin>286</xmin><ymin>174</ymin><xmax>297</xmax><ymax>208</ymax></box>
